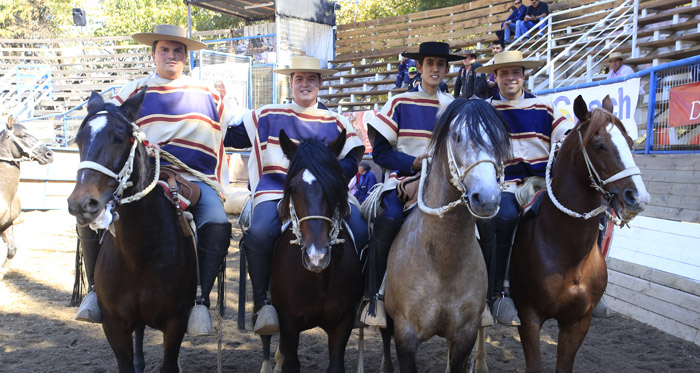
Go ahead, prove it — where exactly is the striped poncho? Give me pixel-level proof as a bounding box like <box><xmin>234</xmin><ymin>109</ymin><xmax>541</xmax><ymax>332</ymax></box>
<box><xmin>111</xmin><ymin>74</ymin><xmax>231</xmax><ymax>193</ymax></box>
<box><xmin>242</xmin><ymin>102</ymin><xmax>365</xmax><ymax>208</ymax></box>
<box><xmin>489</xmin><ymin>94</ymin><xmax>571</xmax><ymax>191</ymax></box>
<box><xmin>368</xmin><ymin>90</ymin><xmax>453</xmax><ymax>192</ymax></box>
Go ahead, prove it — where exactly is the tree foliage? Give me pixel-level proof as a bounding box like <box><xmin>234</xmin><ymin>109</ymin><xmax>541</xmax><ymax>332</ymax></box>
<box><xmin>0</xmin><ymin>0</ymin><xmax>73</xmax><ymax>38</ymax></box>
<box><xmin>336</xmin><ymin>0</ymin><xmax>468</xmax><ymax>25</ymax></box>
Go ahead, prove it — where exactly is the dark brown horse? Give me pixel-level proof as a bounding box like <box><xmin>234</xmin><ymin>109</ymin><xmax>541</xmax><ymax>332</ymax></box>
<box><xmin>259</xmin><ymin>129</ymin><xmax>363</xmax><ymax>372</ymax></box>
<box><xmin>510</xmin><ymin>95</ymin><xmax>649</xmax><ymax>373</ymax></box>
<box><xmin>67</xmin><ymin>90</ymin><xmax>196</xmax><ymax>372</ymax></box>
<box><xmin>1</xmin><ymin>115</ymin><xmax>53</xmax><ymax>266</ymax></box>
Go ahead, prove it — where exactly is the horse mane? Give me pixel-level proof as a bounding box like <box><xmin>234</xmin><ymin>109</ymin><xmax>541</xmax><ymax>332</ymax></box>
<box><xmin>579</xmin><ymin>108</ymin><xmax>632</xmax><ymax>150</ymax></box>
<box><xmin>429</xmin><ymin>98</ymin><xmax>511</xmax><ymax>165</ymax></box>
<box><xmin>280</xmin><ymin>138</ymin><xmax>349</xmax><ymax>221</ymax></box>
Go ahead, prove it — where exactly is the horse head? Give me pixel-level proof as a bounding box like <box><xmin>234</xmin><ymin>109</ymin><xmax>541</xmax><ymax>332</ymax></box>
<box><xmin>67</xmin><ymin>88</ymin><xmax>148</xmax><ymax>226</ymax></box>
<box><xmin>572</xmin><ymin>95</ymin><xmax>650</xmax><ymax>224</ymax></box>
<box><xmin>429</xmin><ymin>99</ymin><xmax>511</xmax><ymax>218</ymax></box>
<box><xmin>1</xmin><ymin>115</ymin><xmax>54</xmax><ymax>165</ymax></box>
<box><xmin>278</xmin><ymin>128</ymin><xmax>348</xmax><ymax>273</ymax></box>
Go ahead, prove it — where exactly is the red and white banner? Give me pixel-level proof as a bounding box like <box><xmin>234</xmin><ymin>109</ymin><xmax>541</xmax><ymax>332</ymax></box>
<box><xmin>342</xmin><ymin>110</ymin><xmax>377</xmax><ymax>153</ymax></box>
<box><xmin>669</xmin><ymin>81</ymin><xmax>700</xmax><ymax>127</ymax></box>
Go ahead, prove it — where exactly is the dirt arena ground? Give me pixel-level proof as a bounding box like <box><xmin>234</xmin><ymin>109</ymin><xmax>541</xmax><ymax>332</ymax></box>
<box><xmin>1</xmin><ymin>210</ymin><xmax>699</xmax><ymax>372</ymax></box>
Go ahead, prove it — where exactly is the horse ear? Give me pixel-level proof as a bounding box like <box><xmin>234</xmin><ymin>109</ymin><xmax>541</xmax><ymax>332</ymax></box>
<box><xmin>120</xmin><ymin>86</ymin><xmax>147</xmax><ymax>122</ymax></box>
<box><xmin>573</xmin><ymin>95</ymin><xmax>589</xmax><ymax>123</ymax></box>
<box><xmin>327</xmin><ymin>129</ymin><xmax>347</xmax><ymax>157</ymax></box>
<box><xmin>87</xmin><ymin>91</ymin><xmax>105</xmax><ymax>115</ymax></box>
<box><xmin>602</xmin><ymin>95</ymin><xmax>614</xmax><ymax>113</ymax></box>
<box><xmin>6</xmin><ymin>115</ymin><xmax>14</xmax><ymax>131</ymax></box>
<box><xmin>279</xmin><ymin>129</ymin><xmax>297</xmax><ymax>160</ymax></box>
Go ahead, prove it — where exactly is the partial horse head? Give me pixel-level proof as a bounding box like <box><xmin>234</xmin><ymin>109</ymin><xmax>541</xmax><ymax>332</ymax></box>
<box><xmin>278</xmin><ymin>129</ymin><xmax>348</xmax><ymax>273</ymax></box>
<box><xmin>67</xmin><ymin>89</ymin><xmax>147</xmax><ymax>226</ymax></box>
<box><xmin>572</xmin><ymin>95</ymin><xmax>650</xmax><ymax>223</ymax></box>
<box><xmin>0</xmin><ymin>115</ymin><xmax>53</xmax><ymax>165</ymax></box>
<box><xmin>429</xmin><ymin>99</ymin><xmax>511</xmax><ymax>217</ymax></box>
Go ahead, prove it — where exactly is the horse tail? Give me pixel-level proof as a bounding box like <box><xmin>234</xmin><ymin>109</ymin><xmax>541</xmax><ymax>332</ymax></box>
<box><xmin>361</xmin><ymin>183</ymin><xmax>384</xmax><ymax>225</ymax></box>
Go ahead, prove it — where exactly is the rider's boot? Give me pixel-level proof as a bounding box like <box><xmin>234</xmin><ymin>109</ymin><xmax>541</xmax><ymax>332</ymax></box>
<box><xmin>361</xmin><ymin>215</ymin><xmax>402</xmax><ymax>328</ymax></box>
<box><xmin>492</xmin><ymin>217</ymin><xmax>521</xmax><ymax>327</ymax></box>
<box><xmin>188</xmin><ymin>222</ymin><xmax>231</xmax><ymax>336</ymax></box>
<box><xmin>242</xmin><ymin>231</ymin><xmax>279</xmax><ymax>335</ymax></box>
<box><xmin>75</xmin><ymin>225</ymin><xmax>101</xmax><ymax>323</ymax></box>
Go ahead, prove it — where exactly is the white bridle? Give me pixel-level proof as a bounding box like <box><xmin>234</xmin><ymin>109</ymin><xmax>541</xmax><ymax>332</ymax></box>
<box><xmin>0</xmin><ymin>127</ymin><xmax>45</xmax><ymax>163</ymax></box>
<box><xmin>288</xmin><ymin>198</ymin><xmax>345</xmax><ymax>247</ymax></box>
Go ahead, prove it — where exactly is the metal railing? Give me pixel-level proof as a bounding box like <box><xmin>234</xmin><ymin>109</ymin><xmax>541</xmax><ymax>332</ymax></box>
<box><xmin>0</xmin><ymin>65</ymin><xmax>53</xmax><ymax>119</ymax></box>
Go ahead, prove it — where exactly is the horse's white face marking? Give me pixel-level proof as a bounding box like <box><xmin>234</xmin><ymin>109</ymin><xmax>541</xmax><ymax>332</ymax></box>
<box><xmin>608</xmin><ymin>123</ymin><xmax>650</xmax><ymax>203</ymax></box>
<box><xmin>302</xmin><ymin>169</ymin><xmax>316</xmax><ymax>185</ymax></box>
<box><xmin>88</xmin><ymin>115</ymin><xmax>107</xmax><ymax>142</ymax></box>
<box><xmin>305</xmin><ymin>243</ymin><xmax>325</xmax><ymax>267</ymax></box>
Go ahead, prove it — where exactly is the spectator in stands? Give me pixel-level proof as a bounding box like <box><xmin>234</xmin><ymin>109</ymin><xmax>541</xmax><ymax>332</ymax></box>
<box><xmin>355</xmin><ymin>161</ymin><xmax>377</xmax><ymax>204</ymax></box>
<box><xmin>408</xmin><ymin>66</ymin><xmax>420</xmax><ymax>88</ymax></box>
<box><xmin>516</xmin><ymin>0</ymin><xmax>549</xmax><ymax>39</ymax></box>
<box><xmin>488</xmin><ymin>41</ymin><xmax>505</xmax><ymax>98</ymax></box>
<box><xmin>607</xmin><ymin>51</ymin><xmax>634</xmax><ymax>78</ymax></box>
<box><xmin>396</xmin><ymin>54</ymin><xmax>417</xmax><ymax>88</ymax></box>
<box><xmin>454</xmin><ymin>49</ymin><xmax>486</xmax><ymax>98</ymax></box>
<box><xmin>235</xmin><ymin>39</ymin><xmax>248</xmax><ymax>55</ymax></box>
<box><xmin>503</xmin><ymin>0</ymin><xmax>527</xmax><ymax>43</ymax></box>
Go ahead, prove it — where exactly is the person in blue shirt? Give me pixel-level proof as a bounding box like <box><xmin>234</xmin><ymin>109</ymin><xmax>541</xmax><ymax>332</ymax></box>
<box><xmin>502</xmin><ymin>0</ymin><xmax>527</xmax><ymax>43</ymax></box>
<box><xmin>395</xmin><ymin>54</ymin><xmax>417</xmax><ymax>88</ymax></box>
<box><xmin>516</xmin><ymin>0</ymin><xmax>549</xmax><ymax>39</ymax></box>
<box><xmin>354</xmin><ymin>161</ymin><xmax>377</xmax><ymax>204</ymax></box>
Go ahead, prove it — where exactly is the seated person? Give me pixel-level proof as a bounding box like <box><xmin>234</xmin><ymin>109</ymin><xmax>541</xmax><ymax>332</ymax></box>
<box><xmin>516</xmin><ymin>0</ymin><xmax>549</xmax><ymax>39</ymax></box>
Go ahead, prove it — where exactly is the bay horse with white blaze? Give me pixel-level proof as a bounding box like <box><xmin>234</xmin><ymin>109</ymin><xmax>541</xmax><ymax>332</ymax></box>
<box><xmin>258</xmin><ymin>129</ymin><xmax>363</xmax><ymax>372</ymax></box>
<box><xmin>0</xmin><ymin>115</ymin><xmax>53</xmax><ymax>265</ymax></box>
<box><xmin>381</xmin><ymin>99</ymin><xmax>511</xmax><ymax>373</ymax></box>
<box><xmin>510</xmin><ymin>95</ymin><xmax>649</xmax><ymax>373</ymax></box>
<box><xmin>67</xmin><ymin>90</ymin><xmax>197</xmax><ymax>372</ymax></box>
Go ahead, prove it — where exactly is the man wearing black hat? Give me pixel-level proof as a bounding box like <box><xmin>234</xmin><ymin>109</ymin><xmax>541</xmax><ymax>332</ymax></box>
<box><xmin>453</xmin><ymin>49</ymin><xmax>486</xmax><ymax>98</ymax></box>
<box><xmin>361</xmin><ymin>41</ymin><xmax>464</xmax><ymax>327</ymax></box>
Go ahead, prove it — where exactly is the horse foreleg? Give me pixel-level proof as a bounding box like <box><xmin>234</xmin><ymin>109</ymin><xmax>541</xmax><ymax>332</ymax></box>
<box><xmin>379</xmin><ymin>319</ymin><xmax>394</xmax><ymax>373</ymax></box>
<box><xmin>471</xmin><ymin>326</ymin><xmax>488</xmax><ymax>373</ymax></box>
<box><xmin>260</xmin><ymin>335</ymin><xmax>273</xmax><ymax>373</ymax></box>
<box><xmin>517</xmin><ymin>313</ymin><xmax>544</xmax><ymax>373</ymax></box>
<box><xmin>133</xmin><ymin>325</ymin><xmax>146</xmax><ymax>373</ymax></box>
<box><xmin>393</xmin><ymin>318</ymin><xmax>420</xmax><ymax>373</ymax></box>
<box><xmin>279</xmin><ymin>328</ymin><xmax>301</xmax><ymax>373</ymax></box>
<box><xmin>1</xmin><ymin>226</ymin><xmax>16</xmax><ymax>260</ymax></box>
<box><xmin>161</xmin><ymin>318</ymin><xmax>187</xmax><ymax>373</ymax></box>
<box><xmin>102</xmin><ymin>320</ymin><xmax>136</xmax><ymax>373</ymax></box>
<box><xmin>555</xmin><ymin>315</ymin><xmax>592</xmax><ymax>373</ymax></box>
<box><xmin>446</xmin><ymin>327</ymin><xmax>477</xmax><ymax>373</ymax></box>
<box><xmin>325</xmin><ymin>311</ymin><xmax>355</xmax><ymax>373</ymax></box>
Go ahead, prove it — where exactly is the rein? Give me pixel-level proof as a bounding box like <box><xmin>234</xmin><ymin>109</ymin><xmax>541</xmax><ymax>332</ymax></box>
<box><xmin>0</xmin><ymin>128</ymin><xmax>44</xmax><ymax>163</ymax></box>
<box><xmin>417</xmin><ymin>136</ymin><xmax>504</xmax><ymax>219</ymax></box>
<box><xmin>545</xmin><ymin>115</ymin><xmax>640</xmax><ymax>226</ymax></box>
<box><xmin>288</xmin><ymin>198</ymin><xmax>345</xmax><ymax>247</ymax></box>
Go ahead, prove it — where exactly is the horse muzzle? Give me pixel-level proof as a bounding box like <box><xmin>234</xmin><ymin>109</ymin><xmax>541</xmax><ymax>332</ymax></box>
<box><xmin>302</xmin><ymin>243</ymin><xmax>331</xmax><ymax>273</ymax></box>
<box><xmin>34</xmin><ymin>146</ymin><xmax>54</xmax><ymax>165</ymax></box>
<box><xmin>614</xmin><ymin>187</ymin><xmax>649</xmax><ymax>223</ymax></box>
<box><xmin>67</xmin><ymin>192</ymin><xmax>107</xmax><ymax>225</ymax></box>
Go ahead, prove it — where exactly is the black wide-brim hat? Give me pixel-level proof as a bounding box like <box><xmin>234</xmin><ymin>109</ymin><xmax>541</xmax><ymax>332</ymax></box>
<box><xmin>401</xmin><ymin>42</ymin><xmax>465</xmax><ymax>62</ymax></box>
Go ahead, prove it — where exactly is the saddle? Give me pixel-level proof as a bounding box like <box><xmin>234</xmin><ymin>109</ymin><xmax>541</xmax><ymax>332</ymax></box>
<box><xmin>158</xmin><ymin>166</ymin><xmax>201</xmax><ymax>210</ymax></box>
<box><xmin>396</xmin><ymin>173</ymin><xmax>421</xmax><ymax>211</ymax></box>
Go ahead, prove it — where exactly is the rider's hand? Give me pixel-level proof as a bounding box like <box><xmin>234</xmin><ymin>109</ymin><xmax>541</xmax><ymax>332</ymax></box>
<box><xmin>412</xmin><ymin>153</ymin><xmax>429</xmax><ymax>173</ymax></box>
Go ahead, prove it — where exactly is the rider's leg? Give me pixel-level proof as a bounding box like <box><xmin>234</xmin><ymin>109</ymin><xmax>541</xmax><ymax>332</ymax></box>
<box><xmin>75</xmin><ymin>224</ymin><xmax>102</xmax><ymax>323</ymax></box>
<box><xmin>242</xmin><ymin>200</ymin><xmax>282</xmax><ymax>335</ymax></box>
<box><xmin>492</xmin><ymin>192</ymin><xmax>521</xmax><ymax>326</ymax></box>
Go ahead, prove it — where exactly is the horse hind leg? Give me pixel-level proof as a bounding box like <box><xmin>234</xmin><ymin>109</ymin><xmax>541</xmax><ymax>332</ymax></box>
<box><xmin>470</xmin><ymin>326</ymin><xmax>488</xmax><ymax>373</ymax></box>
<box><xmin>555</xmin><ymin>315</ymin><xmax>592</xmax><ymax>373</ymax></box>
<box><xmin>1</xmin><ymin>226</ymin><xmax>17</xmax><ymax>260</ymax></box>
<box><xmin>379</xmin><ymin>319</ymin><xmax>394</xmax><ymax>373</ymax></box>
<box><xmin>259</xmin><ymin>335</ymin><xmax>273</xmax><ymax>373</ymax></box>
<box><xmin>133</xmin><ymin>325</ymin><xmax>145</xmax><ymax>373</ymax></box>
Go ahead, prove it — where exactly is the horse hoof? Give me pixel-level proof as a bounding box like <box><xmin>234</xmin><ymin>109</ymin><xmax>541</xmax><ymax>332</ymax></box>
<box><xmin>254</xmin><ymin>305</ymin><xmax>279</xmax><ymax>335</ymax></box>
<box><xmin>187</xmin><ymin>304</ymin><xmax>213</xmax><ymax>336</ymax></box>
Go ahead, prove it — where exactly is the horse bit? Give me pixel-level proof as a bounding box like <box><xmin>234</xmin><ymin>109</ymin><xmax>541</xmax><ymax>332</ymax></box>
<box><xmin>545</xmin><ymin>114</ymin><xmax>641</xmax><ymax>226</ymax></box>
<box><xmin>288</xmin><ymin>198</ymin><xmax>345</xmax><ymax>247</ymax></box>
<box><xmin>417</xmin><ymin>136</ymin><xmax>505</xmax><ymax>219</ymax></box>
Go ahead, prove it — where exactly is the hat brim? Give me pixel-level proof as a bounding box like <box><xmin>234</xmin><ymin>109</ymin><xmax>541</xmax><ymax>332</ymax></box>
<box><xmin>475</xmin><ymin>60</ymin><xmax>543</xmax><ymax>74</ymax></box>
<box><xmin>133</xmin><ymin>33</ymin><xmax>207</xmax><ymax>51</ymax></box>
<box><xmin>402</xmin><ymin>52</ymin><xmax>465</xmax><ymax>62</ymax></box>
<box><xmin>273</xmin><ymin>68</ymin><xmax>337</xmax><ymax>76</ymax></box>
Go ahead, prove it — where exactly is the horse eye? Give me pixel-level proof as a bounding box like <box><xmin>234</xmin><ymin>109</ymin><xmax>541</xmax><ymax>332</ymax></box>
<box><xmin>453</xmin><ymin>132</ymin><xmax>462</xmax><ymax>142</ymax></box>
<box><xmin>111</xmin><ymin>134</ymin><xmax>125</xmax><ymax>145</ymax></box>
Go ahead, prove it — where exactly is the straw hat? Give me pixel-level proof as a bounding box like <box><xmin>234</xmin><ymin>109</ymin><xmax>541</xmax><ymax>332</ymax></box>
<box><xmin>274</xmin><ymin>56</ymin><xmax>338</xmax><ymax>76</ymax></box>
<box><xmin>608</xmin><ymin>52</ymin><xmax>624</xmax><ymax>62</ymax></box>
<box><xmin>401</xmin><ymin>42</ymin><xmax>465</xmax><ymax>62</ymax></box>
<box><xmin>475</xmin><ymin>51</ymin><xmax>543</xmax><ymax>74</ymax></box>
<box><xmin>132</xmin><ymin>24</ymin><xmax>206</xmax><ymax>51</ymax></box>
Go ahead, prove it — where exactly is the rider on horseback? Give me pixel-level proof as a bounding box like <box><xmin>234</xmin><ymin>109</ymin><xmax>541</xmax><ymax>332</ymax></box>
<box><xmin>75</xmin><ymin>25</ymin><xmax>233</xmax><ymax>335</ymax></box>
<box><xmin>476</xmin><ymin>51</ymin><xmax>571</xmax><ymax>326</ymax></box>
<box><xmin>361</xmin><ymin>42</ymin><xmax>465</xmax><ymax>327</ymax></box>
<box><xmin>224</xmin><ymin>57</ymin><xmax>368</xmax><ymax>335</ymax></box>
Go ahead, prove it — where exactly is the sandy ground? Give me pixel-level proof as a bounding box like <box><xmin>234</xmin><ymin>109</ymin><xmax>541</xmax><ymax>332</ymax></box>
<box><xmin>1</xmin><ymin>209</ymin><xmax>699</xmax><ymax>372</ymax></box>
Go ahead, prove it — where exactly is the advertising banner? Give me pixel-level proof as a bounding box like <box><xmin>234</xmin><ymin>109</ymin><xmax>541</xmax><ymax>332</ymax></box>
<box><xmin>669</xmin><ymin>81</ymin><xmax>700</xmax><ymax>127</ymax></box>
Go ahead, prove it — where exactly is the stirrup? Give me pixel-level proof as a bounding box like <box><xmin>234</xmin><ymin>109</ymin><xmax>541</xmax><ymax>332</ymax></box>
<box><xmin>480</xmin><ymin>306</ymin><xmax>494</xmax><ymax>327</ymax></box>
<box><xmin>360</xmin><ymin>296</ymin><xmax>387</xmax><ymax>328</ymax></box>
<box><xmin>254</xmin><ymin>304</ymin><xmax>280</xmax><ymax>335</ymax></box>
<box><xmin>592</xmin><ymin>297</ymin><xmax>614</xmax><ymax>318</ymax></box>
<box><xmin>75</xmin><ymin>291</ymin><xmax>101</xmax><ymax>323</ymax></box>
<box><xmin>493</xmin><ymin>296</ymin><xmax>521</xmax><ymax>327</ymax></box>
<box><xmin>187</xmin><ymin>304</ymin><xmax>213</xmax><ymax>336</ymax></box>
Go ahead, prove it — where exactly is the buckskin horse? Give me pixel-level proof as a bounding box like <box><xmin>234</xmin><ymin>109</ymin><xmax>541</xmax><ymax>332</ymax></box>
<box><xmin>67</xmin><ymin>90</ymin><xmax>197</xmax><ymax>372</ymax></box>
<box><xmin>258</xmin><ymin>129</ymin><xmax>363</xmax><ymax>372</ymax></box>
<box><xmin>509</xmin><ymin>95</ymin><xmax>649</xmax><ymax>373</ymax></box>
<box><xmin>0</xmin><ymin>115</ymin><xmax>53</xmax><ymax>267</ymax></box>
<box><xmin>380</xmin><ymin>99</ymin><xmax>511</xmax><ymax>372</ymax></box>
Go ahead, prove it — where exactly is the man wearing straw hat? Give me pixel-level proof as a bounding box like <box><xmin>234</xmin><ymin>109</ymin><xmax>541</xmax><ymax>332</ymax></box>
<box><xmin>476</xmin><ymin>51</ymin><xmax>571</xmax><ymax>326</ymax></box>
<box><xmin>361</xmin><ymin>42</ymin><xmax>465</xmax><ymax>327</ymax></box>
<box><xmin>74</xmin><ymin>24</ymin><xmax>233</xmax><ymax>336</ymax></box>
<box><xmin>225</xmin><ymin>56</ymin><xmax>367</xmax><ymax>334</ymax></box>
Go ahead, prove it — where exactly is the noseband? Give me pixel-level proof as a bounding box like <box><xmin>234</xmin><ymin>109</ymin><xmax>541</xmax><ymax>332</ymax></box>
<box><xmin>0</xmin><ymin>126</ymin><xmax>45</xmax><ymax>163</ymax></box>
<box><xmin>417</xmin><ymin>136</ymin><xmax>505</xmax><ymax>219</ymax></box>
<box><xmin>545</xmin><ymin>113</ymin><xmax>641</xmax><ymax>226</ymax></box>
<box><xmin>288</xmin><ymin>198</ymin><xmax>345</xmax><ymax>247</ymax></box>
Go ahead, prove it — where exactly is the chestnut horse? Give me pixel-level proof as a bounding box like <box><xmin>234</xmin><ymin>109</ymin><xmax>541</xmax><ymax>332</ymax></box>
<box><xmin>67</xmin><ymin>90</ymin><xmax>196</xmax><ymax>372</ymax></box>
<box><xmin>0</xmin><ymin>115</ymin><xmax>53</xmax><ymax>266</ymax></box>
<box><xmin>258</xmin><ymin>129</ymin><xmax>363</xmax><ymax>372</ymax></box>
<box><xmin>510</xmin><ymin>95</ymin><xmax>649</xmax><ymax>372</ymax></box>
<box><xmin>381</xmin><ymin>99</ymin><xmax>511</xmax><ymax>372</ymax></box>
